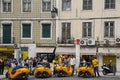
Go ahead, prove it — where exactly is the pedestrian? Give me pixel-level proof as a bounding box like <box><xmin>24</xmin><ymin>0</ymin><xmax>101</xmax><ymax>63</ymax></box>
<box><xmin>0</xmin><ymin>59</ymin><xmax>2</xmax><ymax>74</ymax></box>
<box><xmin>92</xmin><ymin>56</ymin><xmax>100</xmax><ymax>77</ymax></box>
<box><xmin>70</xmin><ymin>55</ymin><xmax>76</xmax><ymax>76</ymax></box>
<box><xmin>1</xmin><ymin>58</ymin><xmax>4</xmax><ymax>75</ymax></box>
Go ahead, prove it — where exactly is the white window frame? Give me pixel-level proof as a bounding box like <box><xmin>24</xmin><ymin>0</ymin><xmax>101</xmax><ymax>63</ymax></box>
<box><xmin>21</xmin><ymin>0</ymin><xmax>33</xmax><ymax>13</ymax></box>
<box><xmin>82</xmin><ymin>21</ymin><xmax>94</xmax><ymax>38</ymax></box>
<box><xmin>21</xmin><ymin>21</ymin><xmax>33</xmax><ymax>39</ymax></box>
<box><xmin>41</xmin><ymin>0</ymin><xmax>52</xmax><ymax>13</ymax></box>
<box><xmin>82</xmin><ymin>0</ymin><xmax>92</xmax><ymax>10</ymax></box>
<box><xmin>40</xmin><ymin>21</ymin><xmax>52</xmax><ymax>39</ymax></box>
<box><xmin>104</xmin><ymin>21</ymin><xmax>115</xmax><ymax>38</ymax></box>
<box><xmin>1</xmin><ymin>0</ymin><xmax>13</xmax><ymax>13</ymax></box>
<box><xmin>62</xmin><ymin>0</ymin><xmax>71</xmax><ymax>11</ymax></box>
<box><xmin>1</xmin><ymin>21</ymin><xmax>13</xmax><ymax>43</ymax></box>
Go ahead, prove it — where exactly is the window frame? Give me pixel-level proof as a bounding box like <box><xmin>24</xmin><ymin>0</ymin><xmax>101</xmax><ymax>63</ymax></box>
<box><xmin>21</xmin><ymin>21</ymin><xmax>33</xmax><ymax>39</ymax></box>
<box><xmin>1</xmin><ymin>0</ymin><xmax>13</xmax><ymax>13</ymax></box>
<box><xmin>82</xmin><ymin>0</ymin><xmax>92</xmax><ymax>10</ymax></box>
<box><xmin>104</xmin><ymin>21</ymin><xmax>115</xmax><ymax>38</ymax></box>
<box><xmin>104</xmin><ymin>0</ymin><xmax>115</xmax><ymax>9</ymax></box>
<box><xmin>61</xmin><ymin>22</ymin><xmax>71</xmax><ymax>40</ymax></box>
<box><xmin>62</xmin><ymin>0</ymin><xmax>71</xmax><ymax>11</ymax></box>
<box><xmin>41</xmin><ymin>0</ymin><xmax>51</xmax><ymax>13</ymax></box>
<box><xmin>40</xmin><ymin>21</ymin><xmax>52</xmax><ymax>39</ymax></box>
<box><xmin>82</xmin><ymin>22</ymin><xmax>93</xmax><ymax>38</ymax></box>
<box><xmin>21</xmin><ymin>0</ymin><xmax>33</xmax><ymax>13</ymax></box>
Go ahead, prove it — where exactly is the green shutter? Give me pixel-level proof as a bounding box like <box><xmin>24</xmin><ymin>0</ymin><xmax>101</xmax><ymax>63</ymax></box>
<box><xmin>22</xmin><ymin>24</ymin><xmax>31</xmax><ymax>38</ymax></box>
<box><xmin>3</xmin><ymin>24</ymin><xmax>11</xmax><ymax>43</ymax></box>
<box><xmin>42</xmin><ymin>24</ymin><xmax>51</xmax><ymax>38</ymax></box>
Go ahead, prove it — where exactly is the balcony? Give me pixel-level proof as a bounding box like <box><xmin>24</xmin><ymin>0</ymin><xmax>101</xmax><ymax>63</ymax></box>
<box><xmin>57</xmin><ymin>37</ymin><xmax>75</xmax><ymax>46</ymax></box>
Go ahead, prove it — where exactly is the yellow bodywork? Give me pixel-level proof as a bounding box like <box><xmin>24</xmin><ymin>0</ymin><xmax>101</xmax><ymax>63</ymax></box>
<box><xmin>77</xmin><ymin>66</ymin><xmax>94</xmax><ymax>76</ymax></box>
<box><xmin>34</xmin><ymin>66</ymin><xmax>52</xmax><ymax>76</ymax></box>
<box><xmin>8</xmin><ymin>67</ymin><xmax>30</xmax><ymax>79</ymax></box>
<box><xmin>55</xmin><ymin>65</ymin><xmax>73</xmax><ymax>76</ymax></box>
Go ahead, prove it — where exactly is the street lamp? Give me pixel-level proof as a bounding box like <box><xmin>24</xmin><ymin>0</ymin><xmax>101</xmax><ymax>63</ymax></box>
<box><xmin>51</xmin><ymin>6</ymin><xmax>58</xmax><ymax>18</ymax></box>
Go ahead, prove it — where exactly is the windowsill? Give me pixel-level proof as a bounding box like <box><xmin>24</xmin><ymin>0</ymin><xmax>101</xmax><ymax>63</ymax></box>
<box><xmin>40</xmin><ymin>38</ymin><xmax>52</xmax><ymax>40</ymax></box>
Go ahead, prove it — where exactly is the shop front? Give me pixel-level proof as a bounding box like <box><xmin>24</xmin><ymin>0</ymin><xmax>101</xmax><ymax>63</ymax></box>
<box><xmin>98</xmin><ymin>47</ymin><xmax>120</xmax><ymax>71</ymax></box>
<box><xmin>80</xmin><ymin>47</ymin><xmax>97</xmax><ymax>62</ymax></box>
<box><xmin>0</xmin><ymin>46</ymin><xmax>14</xmax><ymax>59</ymax></box>
<box><xmin>36</xmin><ymin>47</ymin><xmax>55</xmax><ymax>63</ymax></box>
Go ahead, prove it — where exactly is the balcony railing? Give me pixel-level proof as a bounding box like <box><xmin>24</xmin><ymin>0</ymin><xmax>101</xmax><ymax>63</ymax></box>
<box><xmin>57</xmin><ymin>37</ymin><xmax>75</xmax><ymax>44</ymax></box>
<box><xmin>0</xmin><ymin>37</ymin><xmax>15</xmax><ymax>44</ymax></box>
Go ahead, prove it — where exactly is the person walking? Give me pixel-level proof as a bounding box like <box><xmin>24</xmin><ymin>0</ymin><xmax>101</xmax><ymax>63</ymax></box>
<box><xmin>92</xmin><ymin>56</ymin><xmax>100</xmax><ymax>77</ymax></box>
<box><xmin>70</xmin><ymin>55</ymin><xmax>76</xmax><ymax>76</ymax></box>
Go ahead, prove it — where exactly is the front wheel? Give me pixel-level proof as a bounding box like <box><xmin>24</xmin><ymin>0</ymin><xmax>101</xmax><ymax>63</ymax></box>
<box><xmin>102</xmin><ymin>70</ymin><xmax>107</xmax><ymax>75</ymax></box>
<box><xmin>78</xmin><ymin>71</ymin><xmax>84</xmax><ymax>77</ymax></box>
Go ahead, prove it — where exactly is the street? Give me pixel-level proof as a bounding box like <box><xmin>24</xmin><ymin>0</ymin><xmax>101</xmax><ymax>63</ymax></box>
<box><xmin>1</xmin><ymin>75</ymin><xmax>120</xmax><ymax>80</ymax></box>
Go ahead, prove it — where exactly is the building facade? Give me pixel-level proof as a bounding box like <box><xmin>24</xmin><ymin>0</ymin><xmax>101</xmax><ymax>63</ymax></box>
<box><xmin>0</xmin><ymin>0</ymin><xmax>56</xmax><ymax>62</ymax></box>
<box><xmin>56</xmin><ymin>0</ymin><xmax>120</xmax><ymax>71</ymax></box>
<box><xmin>0</xmin><ymin>0</ymin><xmax>120</xmax><ymax>71</ymax></box>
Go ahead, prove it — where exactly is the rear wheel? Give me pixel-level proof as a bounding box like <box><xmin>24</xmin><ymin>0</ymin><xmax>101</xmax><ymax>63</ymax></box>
<box><xmin>85</xmin><ymin>71</ymin><xmax>91</xmax><ymax>78</ymax></box>
<box><xmin>102</xmin><ymin>70</ymin><xmax>107</xmax><ymax>75</ymax></box>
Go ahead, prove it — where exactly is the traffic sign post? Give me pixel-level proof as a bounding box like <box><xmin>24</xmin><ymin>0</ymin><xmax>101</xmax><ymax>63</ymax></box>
<box><xmin>75</xmin><ymin>39</ymin><xmax>80</xmax><ymax>70</ymax></box>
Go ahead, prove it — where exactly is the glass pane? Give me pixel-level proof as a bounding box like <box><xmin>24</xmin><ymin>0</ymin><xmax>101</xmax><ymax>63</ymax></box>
<box><xmin>104</xmin><ymin>26</ymin><xmax>109</xmax><ymax>37</ymax></box>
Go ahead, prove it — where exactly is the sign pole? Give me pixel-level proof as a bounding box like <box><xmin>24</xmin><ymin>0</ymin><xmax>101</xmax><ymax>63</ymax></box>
<box><xmin>75</xmin><ymin>39</ymin><xmax>80</xmax><ymax>70</ymax></box>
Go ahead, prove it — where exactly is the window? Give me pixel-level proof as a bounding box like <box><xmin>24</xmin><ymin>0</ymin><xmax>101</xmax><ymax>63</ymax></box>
<box><xmin>104</xmin><ymin>21</ymin><xmax>114</xmax><ymax>37</ymax></box>
<box><xmin>62</xmin><ymin>0</ymin><xmax>71</xmax><ymax>11</ymax></box>
<box><xmin>42</xmin><ymin>0</ymin><xmax>51</xmax><ymax>12</ymax></box>
<box><xmin>22</xmin><ymin>23</ymin><xmax>31</xmax><ymax>38</ymax></box>
<box><xmin>2</xmin><ymin>0</ymin><xmax>12</xmax><ymax>12</ymax></box>
<box><xmin>83</xmin><ymin>0</ymin><xmax>92</xmax><ymax>10</ymax></box>
<box><xmin>42</xmin><ymin>24</ymin><xmax>51</xmax><ymax>38</ymax></box>
<box><xmin>62</xmin><ymin>23</ymin><xmax>71</xmax><ymax>40</ymax></box>
<box><xmin>82</xmin><ymin>22</ymin><xmax>92</xmax><ymax>37</ymax></box>
<box><xmin>22</xmin><ymin>0</ymin><xmax>31</xmax><ymax>12</ymax></box>
<box><xmin>104</xmin><ymin>0</ymin><xmax>115</xmax><ymax>9</ymax></box>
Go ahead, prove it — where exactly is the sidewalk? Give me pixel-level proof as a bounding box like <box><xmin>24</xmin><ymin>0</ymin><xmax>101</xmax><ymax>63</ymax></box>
<box><xmin>1</xmin><ymin>71</ymin><xmax>120</xmax><ymax>79</ymax></box>
<box><xmin>0</xmin><ymin>70</ymin><xmax>7</xmax><ymax>79</ymax></box>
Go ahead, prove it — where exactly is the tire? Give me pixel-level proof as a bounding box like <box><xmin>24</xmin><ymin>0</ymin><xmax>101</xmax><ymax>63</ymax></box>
<box><xmin>78</xmin><ymin>71</ymin><xmax>84</xmax><ymax>77</ymax></box>
<box><xmin>102</xmin><ymin>70</ymin><xmax>107</xmax><ymax>75</ymax></box>
<box><xmin>85</xmin><ymin>71</ymin><xmax>91</xmax><ymax>78</ymax></box>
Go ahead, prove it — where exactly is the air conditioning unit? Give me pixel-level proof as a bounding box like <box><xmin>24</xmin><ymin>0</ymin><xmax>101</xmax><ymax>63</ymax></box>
<box><xmin>104</xmin><ymin>39</ymin><xmax>109</xmax><ymax>45</ymax></box>
<box><xmin>87</xmin><ymin>38</ymin><xmax>95</xmax><ymax>45</ymax></box>
<box><xmin>115</xmin><ymin>38</ymin><xmax>120</xmax><ymax>44</ymax></box>
<box><xmin>80</xmin><ymin>39</ymin><xmax>87</xmax><ymax>46</ymax></box>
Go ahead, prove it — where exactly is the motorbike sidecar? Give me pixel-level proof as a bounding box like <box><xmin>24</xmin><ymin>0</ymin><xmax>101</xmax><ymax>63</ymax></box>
<box><xmin>77</xmin><ymin>62</ymin><xmax>94</xmax><ymax>78</ymax></box>
<box><xmin>6</xmin><ymin>67</ymin><xmax>30</xmax><ymax>80</ymax></box>
<box><xmin>54</xmin><ymin>64</ymin><xmax>73</xmax><ymax>77</ymax></box>
<box><xmin>34</xmin><ymin>62</ymin><xmax>52</xmax><ymax>78</ymax></box>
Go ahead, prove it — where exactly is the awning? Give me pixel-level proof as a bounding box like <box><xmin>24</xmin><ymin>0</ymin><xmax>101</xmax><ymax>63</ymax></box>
<box><xmin>80</xmin><ymin>48</ymin><xmax>96</xmax><ymax>55</ymax></box>
<box><xmin>36</xmin><ymin>47</ymin><xmax>55</xmax><ymax>53</ymax></box>
<box><xmin>98</xmin><ymin>47</ymin><xmax>120</xmax><ymax>55</ymax></box>
<box><xmin>55</xmin><ymin>47</ymin><xmax>75</xmax><ymax>54</ymax></box>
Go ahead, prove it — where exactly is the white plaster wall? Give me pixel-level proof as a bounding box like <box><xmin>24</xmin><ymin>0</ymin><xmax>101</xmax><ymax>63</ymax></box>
<box><xmin>21</xmin><ymin>44</ymin><xmax>36</xmax><ymax>58</ymax></box>
<box><xmin>116</xmin><ymin>57</ymin><xmax>120</xmax><ymax>71</ymax></box>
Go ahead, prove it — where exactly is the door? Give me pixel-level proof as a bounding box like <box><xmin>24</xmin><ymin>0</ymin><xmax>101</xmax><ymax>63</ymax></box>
<box><xmin>2</xmin><ymin>24</ymin><xmax>11</xmax><ymax>44</ymax></box>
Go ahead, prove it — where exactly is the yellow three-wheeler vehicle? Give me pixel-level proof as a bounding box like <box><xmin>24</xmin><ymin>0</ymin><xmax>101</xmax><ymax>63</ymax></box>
<box><xmin>6</xmin><ymin>66</ymin><xmax>30</xmax><ymax>80</ymax></box>
<box><xmin>34</xmin><ymin>62</ymin><xmax>52</xmax><ymax>78</ymax></box>
<box><xmin>77</xmin><ymin>62</ymin><xmax>94</xmax><ymax>78</ymax></box>
<box><xmin>54</xmin><ymin>63</ymin><xmax>73</xmax><ymax>77</ymax></box>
